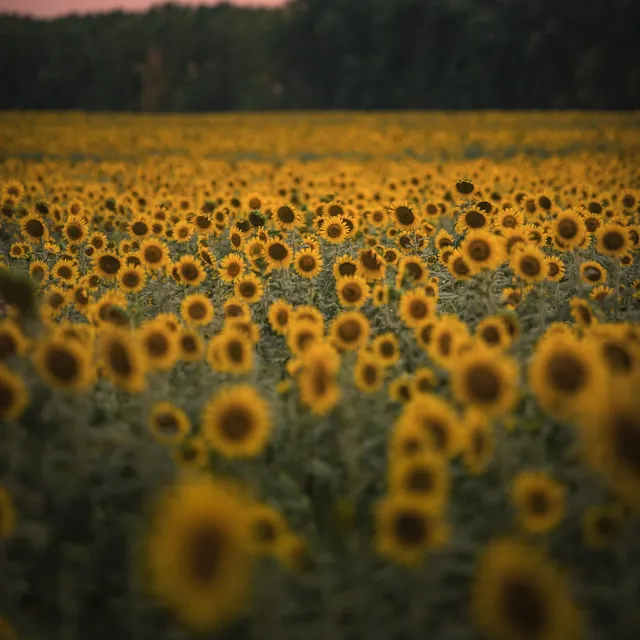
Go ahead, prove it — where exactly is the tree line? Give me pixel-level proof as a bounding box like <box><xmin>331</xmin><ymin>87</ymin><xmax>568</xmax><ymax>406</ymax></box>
<box><xmin>0</xmin><ymin>0</ymin><xmax>638</xmax><ymax>112</ymax></box>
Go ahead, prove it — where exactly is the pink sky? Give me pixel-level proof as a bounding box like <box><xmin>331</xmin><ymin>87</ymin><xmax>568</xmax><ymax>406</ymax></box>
<box><xmin>0</xmin><ymin>0</ymin><xmax>284</xmax><ymax>18</ymax></box>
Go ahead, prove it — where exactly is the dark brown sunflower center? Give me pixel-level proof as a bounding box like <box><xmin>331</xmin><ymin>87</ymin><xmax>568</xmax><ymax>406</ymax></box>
<box><xmin>146</xmin><ymin>332</ymin><xmax>169</xmax><ymax>357</ymax></box>
<box><xmin>527</xmin><ymin>490</ymin><xmax>549</xmax><ymax>515</ymax></box>
<box><xmin>465</xmin><ymin>365</ymin><xmax>500</xmax><ymax>403</ymax></box>
<box><xmin>337</xmin><ymin>319</ymin><xmax>362</xmax><ymax>343</ymax></box>
<box><xmin>0</xmin><ymin>381</ymin><xmax>15</xmax><ymax>413</ymax></box>
<box><xmin>394</xmin><ymin>511</ymin><xmax>427</xmax><ymax>545</ymax></box>
<box><xmin>481</xmin><ymin>326</ymin><xmax>501</xmax><ymax>345</ymax></box>
<box><xmin>452</xmin><ymin>257</ymin><xmax>470</xmax><ymax>276</ymax></box>
<box><xmin>465</xmin><ymin>210</ymin><xmax>485</xmax><ymax>228</ymax></box>
<box><xmin>299</xmin><ymin>255</ymin><xmax>316</xmax><ymax>271</ymax></box>
<box><xmin>602</xmin><ymin>343</ymin><xmax>632</xmax><ymax>372</ymax></box>
<box><xmin>342</xmin><ymin>283</ymin><xmax>362</xmax><ymax>302</ymax></box>
<box><xmin>557</xmin><ymin>218</ymin><xmax>578</xmax><ymax>239</ymax></box>
<box><xmin>361</xmin><ymin>250</ymin><xmax>382</xmax><ymax>271</ymax></box>
<box><xmin>155</xmin><ymin>412</ymin><xmax>180</xmax><ymax>436</ymax></box>
<box><xmin>362</xmin><ymin>363</ymin><xmax>378</xmax><ymax>386</ymax></box>
<box><xmin>338</xmin><ymin>262</ymin><xmax>357</xmax><ymax>276</ymax></box>
<box><xmin>395</xmin><ymin>206</ymin><xmax>415</xmax><ymax>226</ymax></box>
<box><xmin>546</xmin><ymin>353</ymin><xmax>586</xmax><ymax>395</ymax></box>
<box><xmin>26</xmin><ymin>219</ymin><xmax>45</xmax><ymax>237</ymax></box>
<box><xmin>132</xmin><ymin>221</ymin><xmax>148</xmax><ymax>236</ymax></box>
<box><xmin>409</xmin><ymin>299</ymin><xmax>429</xmax><ymax>320</ymax></box>
<box><xmin>122</xmin><ymin>271</ymin><xmax>140</xmax><ymax>288</ymax></box>
<box><xmin>406</xmin><ymin>467</ymin><xmax>434</xmax><ymax>493</ymax></box>
<box><xmin>583</xmin><ymin>266</ymin><xmax>602</xmax><ymax>282</ymax></box>
<box><xmin>180</xmin><ymin>263</ymin><xmax>199</xmax><ymax>281</ymax></box>
<box><xmin>107</xmin><ymin>341</ymin><xmax>133</xmax><ymax>376</ymax></box>
<box><xmin>186</xmin><ymin>523</ymin><xmax>225</xmax><ymax>585</ymax></box>
<box><xmin>226</xmin><ymin>339</ymin><xmax>245</xmax><ymax>363</ymax></box>
<box><xmin>46</xmin><ymin>347</ymin><xmax>79</xmax><ymax>382</ymax></box>
<box><xmin>188</xmin><ymin>302</ymin><xmax>207</xmax><ymax>320</ymax></box>
<box><xmin>501</xmin><ymin>576</ymin><xmax>548</xmax><ymax>636</ymax></box>
<box><xmin>268</xmin><ymin>243</ymin><xmax>288</xmax><ymax>261</ymax></box>
<box><xmin>277</xmin><ymin>206</ymin><xmax>295</xmax><ymax>224</ymax></box>
<box><xmin>519</xmin><ymin>256</ymin><xmax>541</xmax><ymax>277</ymax></box>
<box><xmin>467</xmin><ymin>239</ymin><xmax>490</xmax><ymax>262</ymax></box>
<box><xmin>603</xmin><ymin>230</ymin><xmax>624</xmax><ymax>251</ymax></box>
<box><xmin>611</xmin><ymin>411</ymin><xmax>640</xmax><ymax>475</ymax></box>
<box><xmin>144</xmin><ymin>246</ymin><xmax>163</xmax><ymax>263</ymax></box>
<box><xmin>0</xmin><ymin>333</ymin><xmax>17</xmax><ymax>360</ymax></box>
<box><xmin>326</xmin><ymin>224</ymin><xmax>343</xmax><ymax>239</ymax></box>
<box><xmin>422</xmin><ymin>419</ymin><xmax>448</xmax><ymax>450</ymax></box>
<box><xmin>220</xmin><ymin>406</ymin><xmax>252</xmax><ymax>441</ymax></box>
<box><xmin>98</xmin><ymin>255</ymin><xmax>121</xmax><ymax>275</ymax></box>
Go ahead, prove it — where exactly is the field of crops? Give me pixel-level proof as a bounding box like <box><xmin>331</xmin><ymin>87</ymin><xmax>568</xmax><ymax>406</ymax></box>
<box><xmin>0</xmin><ymin>112</ymin><xmax>639</xmax><ymax>640</ymax></box>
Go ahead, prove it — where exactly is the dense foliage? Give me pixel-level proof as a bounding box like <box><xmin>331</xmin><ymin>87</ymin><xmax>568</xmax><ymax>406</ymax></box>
<box><xmin>1</xmin><ymin>0</ymin><xmax>638</xmax><ymax>111</ymax></box>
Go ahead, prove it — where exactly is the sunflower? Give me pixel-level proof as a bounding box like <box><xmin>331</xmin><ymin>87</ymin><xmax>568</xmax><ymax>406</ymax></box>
<box><xmin>452</xmin><ymin>345</ymin><xmax>518</xmax><ymax>417</ymax></box>
<box><xmin>172</xmin><ymin>219</ymin><xmax>193</xmax><ymax>243</ymax></box>
<box><xmin>389</xmin><ymin>374</ymin><xmax>413</xmax><ymax>404</ymax></box>
<box><xmin>475</xmin><ymin>316</ymin><xmax>511</xmax><ymax>350</ymax></box>
<box><xmin>330</xmin><ymin>310</ymin><xmax>369</xmax><ymax>352</ymax></box>
<box><xmin>579</xmin><ymin>260</ymin><xmax>607</xmax><ymax>286</ymax></box>
<box><xmin>569</xmin><ymin>297</ymin><xmax>597</xmax><ymax>329</ymax></box>
<box><xmin>333</xmin><ymin>255</ymin><xmax>360</xmax><ymax>279</ymax></box>
<box><xmin>298</xmin><ymin>341</ymin><xmax>341</xmax><ymax>416</ymax></box>
<box><xmin>118</xmin><ymin>264</ymin><xmax>147</xmax><ymax>293</ymax></box>
<box><xmin>128</xmin><ymin>213</ymin><xmax>152</xmax><ymax>239</ymax></box>
<box><xmin>294</xmin><ymin>246</ymin><xmax>323</xmax><ymax>279</ymax></box>
<box><xmin>264</xmin><ymin>239</ymin><xmax>292</xmax><ymax>271</ymax></box>
<box><xmin>396</xmin><ymin>394</ymin><xmax>461</xmax><ymax>458</ymax></box>
<box><xmin>247</xmin><ymin>503</ymin><xmax>289</xmax><ymax>556</ymax></box>
<box><xmin>272</xmin><ymin>202</ymin><xmax>301</xmax><ymax>230</ymax></box>
<box><xmin>510</xmin><ymin>245</ymin><xmax>546</xmax><ymax>284</ymax></box>
<box><xmin>180</xmin><ymin>293</ymin><xmax>214</xmax><ymax>327</ymax></box>
<box><xmin>52</xmin><ymin>257</ymin><xmax>79</xmax><ymax>285</ymax></box>
<box><xmin>93</xmin><ymin>250</ymin><xmax>122</xmax><ymax>281</ymax></box>
<box><xmin>374</xmin><ymin>495</ymin><xmax>449</xmax><ymax>567</ymax></box>
<box><xmin>268</xmin><ymin>299</ymin><xmax>293</xmax><ymax>335</ymax></box>
<box><xmin>99</xmin><ymin>327</ymin><xmax>147</xmax><ymax>393</ymax></box>
<box><xmin>447</xmin><ymin>249</ymin><xmax>472</xmax><ymax>280</ymax></box>
<box><xmin>139</xmin><ymin>238</ymin><xmax>169</xmax><ymax>271</ymax></box>
<box><xmin>596</xmin><ymin>222</ymin><xmax>630</xmax><ymax>258</ymax></box>
<box><xmin>28</xmin><ymin>259</ymin><xmax>49</xmax><ymax>286</ymax></box>
<box><xmin>388</xmin><ymin>451</ymin><xmax>449</xmax><ymax>511</ymax></box>
<box><xmin>581</xmin><ymin>504</ymin><xmax>624</xmax><ymax>548</ymax></box>
<box><xmin>551</xmin><ymin>209</ymin><xmax>586</xmax><ymax>248</ymax></box>
<box><xmin>0</xmin><ymin>485</ymin><xmax>16</xmax><ymax>538</ymax></box>
<box><xmin>472</xmin><ymin>537</ymin><xmax>584</xmax><ymax>640</ymax></box>
<box><xmin>528</xmin><ymin>332</ymin><xmax>606</xmax><ymax>423</ymax></box>
<box><xmin>219</xmin><ymin>253</ymin><xmax>245</xmax><ymax>283</ymax></box>
<box><xmin>286</xmin><ymin>318</ymin><xmax>323</xmax><ymax>357</ymax></box>
<box><xmin>544</xmin><ymin>256</ymin><xmax>565</xmax><ymax>282</ymax></box>
<box><xmin>210</xmin><ymin>329</ymin><xmax>253</xmax><ymax>374</ymax></box>
<box><xmin>462</xmin><ymin>410</ymin><xmax>494</xmax><ymax>474</ymax></box>
<box><xmin>34</xmin><ymin>335</ymin><xmax>94</xmax><ymax>391</ymax></box>
<box><xmin>63</xmin><ymin>213</ymin><xmax>89</xmax><ymax>245</ymax></box>
<box><xmin>88</xmin><ymin>230</ymin><xmax>107</xmax><ymax>251</ymax></box>
<box><xmin>371</xmin><ymin>283</ymin><xmax>389</xmax><ymax>307</ymax></box>
<box><xmin>396</xmin><ymin>256</ymin><xmax>429</xmax><ymax>289</ymax></box>
<box><xmin>0</xmin><ymin>364</ymin><xmax>29</xmax><ymax>421</ymax></box>
<box><xmin>578</xmin><ymin>373</ymin><xmax>640</xmax><ymax>506</ymax></box>
<box><xmin>412</xmin><ymin>367</ymin><xmax>437</xmax><ymax>395</ymax></box>
<box><xmin>511</xmin><ymin>471</ymin><xmax>565</xmax><ymax>534</ymax></box>
<box><xmin>358</xmin><ymin>247</ymin><xmax>386</xmax><ymax>281</ymax></box>
<box><xmin>335</xmin><ymin>274</ymin><xmax>369</xmax><ymax>309</ymax></box>
<box><xmin>148</xmin><ymin>402</ymin><xmax>191</xmax><ymax>446</ymax></box>
<box><xmin>399</xmin><ymin>289</ymin><xmax>436</xmax><ymax>329</ymax></box>
<box><xmin>590</xmin><ymin>325</ymin><xmax>638</xmax><ymax>379</ymax></box>
<box><xmin>179</xmin><ymin>328</ymin><xmax>204</xmax><ymax>363</ymax></box>
<box><xmin>371</xmin><ymin>332</ymin><xmax>400</xmax><ymax>367</ymax></box>
<box><xmin>354</xmin><ymin>351</ymin><xmax>384</xmax><ymax>394</ymax></box>
<box><xmin>175</xmin><ymin>255</ymin><xmax>206</xmax><ymax>287</ymax></box>
<box><xmin>319</xmin><ymin>215</ymin><xmax>348</xmax><ymax>244</ymax></box>
<box><xmin>234</xmin><ymin>273</ymin><xmax>264</xmax><ymax>304</ymax></box>
<box><xmin>428</xmin><ymin>315</ymin><xmax>471</xmax><ymax>371</ymax></box>
<box><xmin>20</xmin><ymin>213</ymin><xmax>49</xmax><ymax>244</ymax></box>
<box><xmin>201</xmin><ymin>384</ymin><xmax>271</xmax><ymax>458</ymax></box>
<box><xmin>461</xmin><ymin>229</ymin><xmax>504</xmax><ymax>274</ymax></box>
<box><xmin>493</xmin><ymin>207</ymin><xmax>524</xmax><ymax>232</ymax></box>
<box><xmin>146</xmin><ymin>476</ymin><xmax>253</xmax><ymax>632</ymax></box>
<box><xmin>0</xmin><ymin>320</ymin><xmax>29</xmax><ymax>362</ymax></box>
<box><xmin>389</xmin><ymin>201</ymin><xmax>419</xmax><ymax>230</ymax></box>
<box><xmin>455</xmin><ymin>208</ymin><xmax>491</xmax><ymax>235</ymax></box>
<box><xmin>228</xmin><ymin>228</ymin><xmax>246</xmax><ymax>252</ymax></box>
<box><xmin>138</xmin><ymin>319</ymin><xmax>180</xmax><ymax>372</ymax></box>
<box><xmin>223</xmin><ymin>297</ymin><xmax>250</xmax><ymax>321</ymax></box>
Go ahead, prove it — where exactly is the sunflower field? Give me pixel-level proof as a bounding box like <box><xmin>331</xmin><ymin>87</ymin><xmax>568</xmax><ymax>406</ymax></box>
<box><xmin>0</xmin><ymin>111</ymin><xmax>639</xmax><ymax>640</ymax></box>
